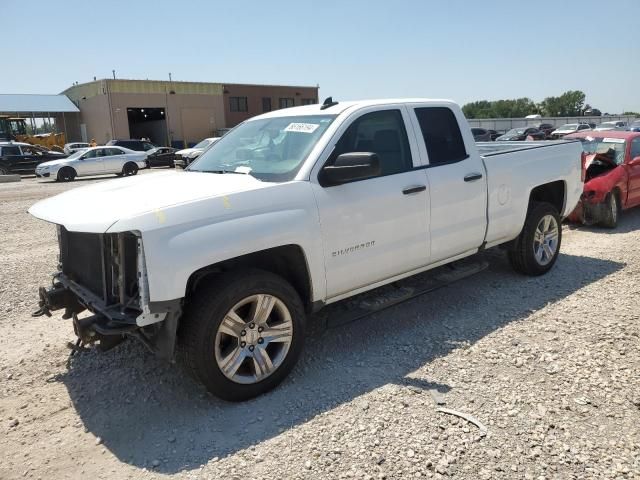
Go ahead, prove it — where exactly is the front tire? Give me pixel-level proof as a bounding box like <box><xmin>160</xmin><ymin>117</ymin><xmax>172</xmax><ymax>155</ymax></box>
<box><xmin>508</xmin><ymin>202</ymin><xmax>561</xmax><ymax>276</ymax></box>
<box><xmin>0</xmin><ymin>167</ymin><xmax>9</xmax><ymax>175</ymax></box>
<box><xmin>179</xmin><ymin>270</ymin><xmax>305</xmax><ymax>401</ymax></box>
<box><xmin>57</xmin><ymin>167</ymin><xmax>76</xmax><ymax>182</ymax></box>
<box><xmin>600</xmin><ymin>192</ymin><xmax>619</xmax><ymax>229</ymax></box>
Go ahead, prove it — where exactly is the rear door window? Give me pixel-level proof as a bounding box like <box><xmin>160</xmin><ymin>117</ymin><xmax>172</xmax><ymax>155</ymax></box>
<box><xmin>2</xmin><ymin>146</ymin><xmax>21</xmax><ymax>156</ymax></box>
<box><xmin>414</xmin><ymin>107</ymin><xmax>468</xmax><ymax>165</ymax></box>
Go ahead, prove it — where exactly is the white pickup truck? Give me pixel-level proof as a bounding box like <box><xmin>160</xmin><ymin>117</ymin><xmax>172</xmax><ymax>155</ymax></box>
<box><xmin>30</xmin><ymin>98</ymin><xmax>583</xmax><ymax>401</ymax></box>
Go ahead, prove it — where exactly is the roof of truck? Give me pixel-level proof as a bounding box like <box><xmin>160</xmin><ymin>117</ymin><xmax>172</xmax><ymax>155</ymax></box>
<box><xmin>254</xmin><ymin>98</ymin><xmax>457</xmax><ymax>119</ymax></box>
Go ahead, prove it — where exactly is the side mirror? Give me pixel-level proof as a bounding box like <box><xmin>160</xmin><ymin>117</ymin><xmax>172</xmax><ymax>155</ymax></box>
<box><xmin>320</xmin><ymin>152</ymin><xmax>381</xmax><ymax>186</ymax></box>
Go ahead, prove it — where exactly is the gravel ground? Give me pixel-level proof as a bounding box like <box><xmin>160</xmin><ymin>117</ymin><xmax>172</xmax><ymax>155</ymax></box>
<box><xmin>1</xmin><ymin>173</ymin><xmax>639</xmax><ymax>479</ymax></box>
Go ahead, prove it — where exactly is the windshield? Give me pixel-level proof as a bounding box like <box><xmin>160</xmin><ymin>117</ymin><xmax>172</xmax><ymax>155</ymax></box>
<box><xmin>575</xmin><ymin>137</ymin><xmax>627</xmax><ymax>165</ymax></box>
<box><xmin>188</xmin><ymin>115</ymin><xmax>337</xmax><ymax>181</ymax></box>
<box><xmin>67</xmin><ymin>149</ymin><xmax>87</xmax><ymax>159</ymax></box>
<box><xmin>193</xmin><ymin>139</ymin><xmax>213</xmax><ymax>149</ymax></box>
<box><xmin>558</xmin><ymin>124</ymin><xmax>578</xmax><ymax>130</ymax></box>
<box><xmin>597</xmin><ymin>122</ymin><xmax>616</xmax><ymax>128</ymax></box>
<box><xmin>505</xmin><ymin>128</ymin><xmax>525</xmax><ymax>135</ymax></box>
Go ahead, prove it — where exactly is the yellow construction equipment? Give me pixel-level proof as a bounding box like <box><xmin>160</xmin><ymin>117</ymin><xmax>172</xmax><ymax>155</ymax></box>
<box><xmin>0</xmin><ymin>116</ymin><xmax>66</xmax><ymax>152</ymax></box>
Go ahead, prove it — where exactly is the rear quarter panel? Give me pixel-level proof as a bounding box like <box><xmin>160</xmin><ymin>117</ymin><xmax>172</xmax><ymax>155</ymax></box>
<box><xmin>483</xmin><ymin>141</ymin><xmax>583</xmax><ymax>246</ymax></box>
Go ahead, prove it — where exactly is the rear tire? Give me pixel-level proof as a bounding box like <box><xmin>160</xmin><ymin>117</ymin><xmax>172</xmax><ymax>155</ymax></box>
<box><xmin>508</xmin><ymin>202</ymin><xmax>561</xmax><ymax>276</ymax></box>
<box><xmin>178</xmin><ymin>270</ymin><xmax>305</xmax><ymax>401</ymax></box>
<box><xmin>57</xmin><ymin>167</ymin><xmax>76</xmax><ymax>182</ymax></box>
<box><xmin>600</xmin><ymin>192</ymin><xmax>619</xmax><ymax>229</ymax></box>
<box><xmin>0</xmin><ymin>167</ymin><xmax>9</xmax><ymax>175</ymax></box>
<box><xmin>122</xmin><ymin>162</ymin><xmax>138</xmax><ymax>176</ymax></box>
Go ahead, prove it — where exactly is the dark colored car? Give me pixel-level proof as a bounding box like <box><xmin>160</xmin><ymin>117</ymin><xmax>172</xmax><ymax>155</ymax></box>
<box><xmin>534</xmin><ymin>123</ymin><xmax>555</xmax><ymax>139</ymax></box>
<box><xmin>107</xmin><ymin>139</ymin><xmax>157</xmax><ymax>152</ymax></box>
<box><xmin>496</xmin><ymin>127</ymin><xmax>546</xmax><ymax>141</ymax></box>
<box><xmin>146</xmin><ymin>147</ymin><xmax>177</xmax><ymax>168</ymax></box>
<box><xmin>487</xmin><ymin>129</ymin><xmax>502</xmax><ymax>141</ymax></box>
<box><xmin>471</xmin><ymin>128</ymin><xmax>492</xmax><ymax>141</ymax></box>
<box><xmin>0</xmin><ymin>142</ymin><xmax>67</xmax><ymax>175</ymax></box>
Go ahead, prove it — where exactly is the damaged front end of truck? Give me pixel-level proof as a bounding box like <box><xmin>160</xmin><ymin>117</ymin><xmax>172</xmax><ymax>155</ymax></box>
<box><xmin>33</xmin><ymin>226</ymin><xmax>180</xmax><ymax>359</ymax></box>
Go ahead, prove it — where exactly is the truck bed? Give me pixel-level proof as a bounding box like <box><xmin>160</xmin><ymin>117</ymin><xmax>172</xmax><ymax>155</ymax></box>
<box><xmin>476</xmin><ymin>140</ymin><xmax>577</xmax><ymax>157</ymax></box>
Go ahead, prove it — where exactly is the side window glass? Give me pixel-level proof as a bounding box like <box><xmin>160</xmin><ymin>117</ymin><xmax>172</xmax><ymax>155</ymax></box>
<box><xmin>631</xmin><ymin>138</ymin><xmax>640</xmax><ymax>159</ymax></box>
<box><xmin>414</xmin><ymin>107</ymin><xmax>467</xmax><ymax>165</ymax></box>
<box><xmin>84</xmin><ymin>150</ymin><xmax>97</xmax><ymax>159</ymax></box>
<box><xmin>331</xmin><ymin>109</ymin><xmax>412</xmax><ymax>176</ymax></box>
<box><xmin>3</xmin><ymin>146</ymin><xmax>21</xmax><ymax>155</ymax></box>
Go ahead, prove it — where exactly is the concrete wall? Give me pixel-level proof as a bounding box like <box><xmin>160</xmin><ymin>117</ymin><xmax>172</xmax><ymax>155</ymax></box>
<box><xmin>223</xmin><ymin>84</ymin><xmax>319</xmax><ymax>127</ymax></box>
<box><xmin>467</xmin><ymin>115</ymin><xmax>638</xmax><ymax>131</ymax></box>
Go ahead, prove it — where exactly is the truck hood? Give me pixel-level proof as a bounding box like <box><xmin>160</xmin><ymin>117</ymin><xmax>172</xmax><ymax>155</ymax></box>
<box><xmin>28</xmin><ymin>170</ymin><xmax>265</xmax><ymax>232</ymax></box>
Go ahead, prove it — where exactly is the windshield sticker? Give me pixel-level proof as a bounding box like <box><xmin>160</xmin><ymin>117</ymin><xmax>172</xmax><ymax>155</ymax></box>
<box><xmin>603</xmin><ymin>138</ymin><xmax>625</xmax><ymax>143</ymax></box>
<box><xmin>284</xmin><ymin>123</ymin><xmax>320</xmax><ymax>133</ymax></box>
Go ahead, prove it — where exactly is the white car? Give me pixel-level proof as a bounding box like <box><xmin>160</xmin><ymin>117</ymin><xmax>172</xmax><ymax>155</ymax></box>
<box><xmin>550</xmin><ymin>123</ymin><xmax>591</xmax><ymax>139</ymax></box>
<box><xmin>35</xmin><ymin>146</ymin><xmax>147</xmax><ymax>181</ymax></box>
<box><xmin>594</xmin><ymin>121</ymin><xmax>627</xmax><ymax>132</ymax></box>
<box><xmin>174</xmin><ymin>137</ymin><xmax>220</xmax><ymax>168</ymax></box>
<box><xmin>63</xmin><ymin>142</ymin><xmax>90</xmax><ymax>155</ymax></box>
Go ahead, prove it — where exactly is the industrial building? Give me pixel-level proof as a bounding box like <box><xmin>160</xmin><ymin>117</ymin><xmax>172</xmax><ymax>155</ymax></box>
<box><xmin>62</xmin><ymin>79</ymin><xmax>319</xmax><ymax>147</ymax></box>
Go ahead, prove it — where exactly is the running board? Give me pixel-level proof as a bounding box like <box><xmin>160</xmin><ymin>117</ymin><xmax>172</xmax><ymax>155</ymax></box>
<box><xmin>318</xmin><ymin>258</ymin><xmax>488</xmax><ymax>329</ymax></box>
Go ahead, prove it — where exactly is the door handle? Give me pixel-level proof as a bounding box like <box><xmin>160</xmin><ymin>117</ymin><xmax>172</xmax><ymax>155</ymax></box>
<box><xmin>464</xmin><ymin>172</ymin><xmax>483</xmax><ymax>182</ymax></box>
<box><xmin>402</xmin><ymin>185</ymin><xmax>426</xmax><ymax>195</ymax></box>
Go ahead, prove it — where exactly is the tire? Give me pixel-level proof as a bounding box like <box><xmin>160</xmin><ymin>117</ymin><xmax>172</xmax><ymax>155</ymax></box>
<box><xmin>178</xmin><ymin>269</ymin><xmax>306</xmax><ymax>401</ymax></box>
<box><xmin>57</xmin><ymin>167</ymin><xmax>76</xmax><ymax>182</ymax></box>
<box><xmin>122</xmin><ymin>162</ymin><xmax>138</xmax><ymax>176</ymax></box>
<box><xmin>600</xmin><ymin>192</ymin><xmax>619</xmax><ymax>229</ymax></box>
<box><xmin>0</xmin><ymin>167</ymin><xmax>9</xmax><ymax>175</ymax></box>
<box><xmin>508</xmin><ymin>202</ymin><xmax>562</xmax><ymax>276</ymax></box>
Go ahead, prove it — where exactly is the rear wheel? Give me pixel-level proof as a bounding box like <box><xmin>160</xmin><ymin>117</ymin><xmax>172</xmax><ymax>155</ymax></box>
<box><xmin>0</xmin><ymin>167</ymin><xmax>9</xmax><ymax>175</ymax></box>
<box><xmin>57</xmin><ymin>167</ymin><xmax>76</xmax><ymax>182</ymax></box>
<box><xmin>179</xmin><ymin>270</ymin><xmax>305</xmax><ymax>401</ymax></box>
<box><xmin>122</xmin><ymin>162</ymin><xmax>138</xmax><ymax>176</ymax></box>
<box><xmin>508</xmin><ymin>202</ymin><xmax>561</xmax><ymax>276</ymax></box>
<box><xmin>600</xmin><ymin>192</ymin><xmax>619</xmax><ymax>229</ymax></box>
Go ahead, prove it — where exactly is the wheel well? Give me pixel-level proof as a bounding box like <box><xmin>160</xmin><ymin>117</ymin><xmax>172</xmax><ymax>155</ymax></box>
<box><xmin>186</xmin><ymin>245</ymin><xmax>313</xmax><ymax>312</ymax></box>
<box><xmin>529</xmin><ymin>181</ymin><xmax>565</xmax><ymax>214</ymax></box>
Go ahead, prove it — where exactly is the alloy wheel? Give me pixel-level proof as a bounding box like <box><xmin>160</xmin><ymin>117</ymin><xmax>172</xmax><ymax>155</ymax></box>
<box><xmin>214</xmin><ymin>294</ymin><xmax>293</xmax><ymax>384</ymax></box>
<box><xmin>533</xmin><ymin>214</ymin><xmax>559</xmax><ymax>266</ymax></box>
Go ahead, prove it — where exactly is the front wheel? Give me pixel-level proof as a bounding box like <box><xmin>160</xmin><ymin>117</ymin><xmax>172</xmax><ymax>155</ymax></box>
<box><xmin>179</xmin><ymin>270</ymin><xmax>305</xmax><ymax>401</ymax></box>
<box><xmin>57</xmin><ymin>167</ymin><xmax>76</xmax><ymax>182</ymax></box>
<box><xmin>508</xmin><ymin>202</ymin><xmax>561</xmax><ymax>276</ymax></box>
<box><xmin>0</xmin><ymin>167</ymin><xmax>9</xmax><ymax>175</ymax></box>
<box><xmin>600</xmin><ymin>192</ymin><xmax>619</xmax><ymax>229</ymax></box>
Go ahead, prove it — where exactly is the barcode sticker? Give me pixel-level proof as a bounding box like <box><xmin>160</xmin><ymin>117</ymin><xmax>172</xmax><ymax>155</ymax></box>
<box><xmin>284</xmin><ymin>123</ymin><xmax>320</xmax><ymax>133</ymax></box>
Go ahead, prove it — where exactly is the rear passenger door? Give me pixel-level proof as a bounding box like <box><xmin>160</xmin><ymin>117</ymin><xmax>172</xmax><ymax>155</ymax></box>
<box><xmin>102</xmin><ymin>148</ymin><xmax>126</xmax><ymax>173</ymax></box>
<box><xmin>407</xmin><ymin>105</ymin><xmax>488</xmax><ymax>263</ymax></box>
<box><xmin>0</xmin><ymin>145</ymin><xmax>23</xmax><ymax>173</ymax></box>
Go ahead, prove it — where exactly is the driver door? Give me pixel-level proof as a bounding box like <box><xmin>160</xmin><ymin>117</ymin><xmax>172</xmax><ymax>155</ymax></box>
<box><xmin>77</xmin><ymin>149</ymin><xmax>105</xmax><ymax>176</ymax></box>
<box><xmin>311</xmin><ymin>106</ymin><xmax>430</xmax><ymax>299</ymax></box>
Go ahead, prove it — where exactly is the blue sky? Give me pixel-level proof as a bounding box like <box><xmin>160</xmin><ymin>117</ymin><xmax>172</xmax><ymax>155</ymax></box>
<box><xmin>3</xmin><ymin>0</ymin><xmax>639</xmax><ymax>112</ymax></box>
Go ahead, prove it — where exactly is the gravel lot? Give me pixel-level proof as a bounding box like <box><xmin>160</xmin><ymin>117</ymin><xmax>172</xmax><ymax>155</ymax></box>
<box><xmin>1</xmin><ymin>172</ymin><xmax>639</xmax><ymax>479</ymax></box>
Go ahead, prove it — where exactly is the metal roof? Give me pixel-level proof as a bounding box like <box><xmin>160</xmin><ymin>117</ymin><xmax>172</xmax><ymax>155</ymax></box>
<box><xmin>0</xmin><ymin>94</ymin><xmax>79</xmax><ymax>113</ymax></box>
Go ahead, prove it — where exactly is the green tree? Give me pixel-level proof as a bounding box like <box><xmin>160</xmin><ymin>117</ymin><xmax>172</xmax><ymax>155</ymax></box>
<box><xmin>462</xmin><ymin>98</ymin><xmax>538</xmax><ymax>119</ymax></box>
<box><xmin>538</xmin><ymin>90</ymin><xmax>586</xmax><ymax>116</ymax></box>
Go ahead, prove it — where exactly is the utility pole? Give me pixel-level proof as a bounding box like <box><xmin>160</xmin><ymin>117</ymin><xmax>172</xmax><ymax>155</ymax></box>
<box><xmin>112</xmin><ymin>70</ymin><xmax>116</xmax><ymax>79</ymax></box>
<box><xmin>169</xmin><ymin>72</ymin><xmax>172</xmax><ymax>82</ymax></box>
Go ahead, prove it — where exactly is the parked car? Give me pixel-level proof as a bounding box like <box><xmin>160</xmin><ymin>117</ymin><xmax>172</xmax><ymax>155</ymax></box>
<box><xmin>594</xmin><ymin>121</ymin><xmax>627</xmax><ymax>132</ymax></box>
<box><xmin>34</xmin><ymin>146</ymin><xmax>147</xmax><ymax>181</ymax></box>
<box><xmin>29</xmin><ymin>98</ymin><xmax>582</xmax><ymax>401</ymax></box>
<box><xmin>174</xmin><ymin>137</ymin><xmax>220</xmax><ymax>168</ymax></box>
<box><xmin>627</xmin><ymin>120</ymin><xmax>640</xmax><ymax>132</ymax></box>
<box><xmin>550</xmin><ymin>123</ymin><xmax>591</xmax><ymax>139</ymax></box>
<box><xmin>63</xmin><ymin>142</ymin><xmax>90</xmax><ymax>155</ymax></box>
<box><xmin>146</xmin><ymin>147</ymin><xmax>178</xmax><ymax>168</ymax></box>
<box><xmin>565</xmin><ymin>131</ymin><xmax>640</xmax><ymax>228</ymax></box>
<box><xmin>487</xmin><ymin>129</ymin><xmax>502</xmax><ymax>141</ymax></box>
<box><xmin>496</xmin><ymin>127</ymin><xmax>546</xmax><ymax>141</ymax></box>
<box><xmin>106</xmin><ymin>139</ymin><xmax>157</xmax><ymax>152</ymax></box>
<box><xmin>534</xmin><ymin>123</ymin><xmax>555</xmax><ymax>139</ymax></box>
<box><xmin>471</xmin><ymin>128</ymin><xmax>492</xmax><ymax>141</ymax></box>
<box><xmin>0</xmin><ymin>142</ymin><xmax>68</xmax><ymax>175</ymax></box>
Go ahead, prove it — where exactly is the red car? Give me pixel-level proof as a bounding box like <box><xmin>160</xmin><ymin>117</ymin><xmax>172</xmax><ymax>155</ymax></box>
<box><xmin>565</xmin><ymin>131</ymin><xmax>640</xmax><ymax>228</ymax></box>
